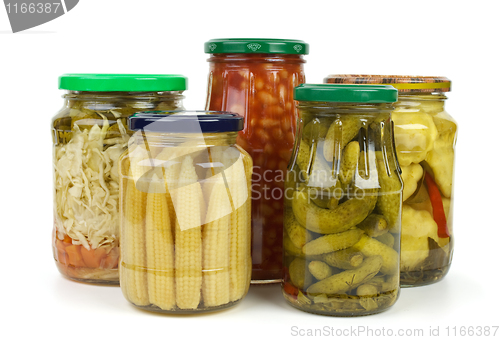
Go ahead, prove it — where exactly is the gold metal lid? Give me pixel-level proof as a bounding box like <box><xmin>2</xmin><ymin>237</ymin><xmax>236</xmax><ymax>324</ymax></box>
<box><xmin>324</xmin><ymin>75</ymin><xmax>451</xmax><ymax>93</ymax></box>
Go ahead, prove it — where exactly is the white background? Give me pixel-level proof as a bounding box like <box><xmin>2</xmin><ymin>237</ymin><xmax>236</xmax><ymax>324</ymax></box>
<box><xmin>1</xmin><ymin>1</ymin><xmax>499</xmax><ymax>339</ymax></box>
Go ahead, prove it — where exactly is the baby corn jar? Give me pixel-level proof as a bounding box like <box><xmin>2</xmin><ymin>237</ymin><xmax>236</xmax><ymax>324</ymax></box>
<box><xmin>325</xmin><ymin>75</ymin><xmax>457</xmax><ymax>287</ymax></box>
<box><xmin>119</xmin><ymin>111</ymin><xmax>253</xmax><ymax>313</ymax></box>
<box><xmin>52</xmin><ymin>74</ymin><xmax>187</xmax><ymax>284</ymax></box>
<box><xmin>282</xmin><ymin>84</ymin><xmax>402</xmax><ymax>316</ymax></box>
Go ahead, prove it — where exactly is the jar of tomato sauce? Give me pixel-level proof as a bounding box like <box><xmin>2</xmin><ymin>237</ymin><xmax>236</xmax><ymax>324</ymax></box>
<box><xmin>205</xmin><ymin>39</ymin><xmax>308</xmax><ymax>283</ymax></box>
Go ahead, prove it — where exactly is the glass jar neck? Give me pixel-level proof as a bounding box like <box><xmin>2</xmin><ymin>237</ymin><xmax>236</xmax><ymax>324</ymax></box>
<box><xmin>208</xmin><ymin>53</ymin><xmax>305</xmax><ymax>64</ymax></box>
<box><xmin>134</xmin><ymin>131</ymin><xmax>239</xmax><ymax>148</ymax></box>
<box><xmin>63</xmin><ymin>90</ymin><xmax>185</xmax><ymax>111</ymax></box>
<box><xmin>297</xmin><ymin>102</ymin><xmax>394</xmax><ymax>121</ymax></box>
<box><xmin>64</xmin><ymin>90</ymin><xmax>184</xmax><ymax>101</ymax></box>
<box><xmin>396</xmin><ymin>92</ymin><xmax>447</xmax><ymax>111</ymax></box>
<box><xmin>398</xmin><ymin>92</ymin><xmax>447</xmax><ymax>101</ymax></box>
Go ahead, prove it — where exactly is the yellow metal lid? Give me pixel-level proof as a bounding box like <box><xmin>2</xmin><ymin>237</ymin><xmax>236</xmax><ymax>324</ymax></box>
<box><xmin>324</xmin><ymin>75</ymin><xmax>451</xmax><ymax>93</ymax></box>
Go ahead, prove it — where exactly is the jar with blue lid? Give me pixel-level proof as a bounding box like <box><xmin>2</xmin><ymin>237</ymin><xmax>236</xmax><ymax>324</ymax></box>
<box><xmin>119</xmin><ymin>111</ymin><xmax>253</xmax><ymax>313</ymax></box>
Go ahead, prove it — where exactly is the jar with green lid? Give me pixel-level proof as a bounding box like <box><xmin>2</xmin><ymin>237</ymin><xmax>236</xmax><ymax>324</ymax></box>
<box><xmin>119</xmin><ymin>111</ymin><xmax>252</xmax><ymax>313</ymax></box>
<box><xmin>282</xmin><ymin>84</ymin><xmax>402</xmax><ymax>316</ymax></box>
<box><xmin>325</xmin><ymin>75</ymin><xmax>456</xmax><ymax>287</ymax></box>
<box><xmin>205</xmin><ymin>38</ymin><xmax>308</xmax><ymax>283</ymax></box>
<box><xmin>52</xmin><ymin>74</ymin><xmax>187</xmax><ymax>284</ymax></box>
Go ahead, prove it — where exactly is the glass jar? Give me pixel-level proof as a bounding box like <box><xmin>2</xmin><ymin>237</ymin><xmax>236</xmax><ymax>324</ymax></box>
<box><xmin>282</xmin><ymin>84</ymin><xmax>402</xmax><ymax>316</ymax></box>
<box><xmin>205</xmin><ymin>38</ymin><xmax>308</xmax><ymax>283</ymax></box>
<box><xmin>325</xmin><ymin>75</ymin><xmax>456</xmax><ymax>287</ymax></box>
<box><xmin>119</xmin><ymin>111</ymin><xmax>253</xmax><ymax>313</ymax></box>
<box><xmin>52</xmin><ymin>74</ymin><xmax>187</xmax><ymax>284</ymax></box>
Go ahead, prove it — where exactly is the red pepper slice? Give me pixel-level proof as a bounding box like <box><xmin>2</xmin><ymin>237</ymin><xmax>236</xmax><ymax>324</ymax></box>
<box><xmin>283</xmin><ymin>282</ymin><xmax>299</xmax><ymax>299</ymax></box>
<box><xmin>283</xmin><ymin>267</ymin><xmax>290</xmax><ymax>282</ymax></box>
<box><xmin>424</xmin><ymin>172</ymin><xmax>450</xmax><ymax>238</ymax></box>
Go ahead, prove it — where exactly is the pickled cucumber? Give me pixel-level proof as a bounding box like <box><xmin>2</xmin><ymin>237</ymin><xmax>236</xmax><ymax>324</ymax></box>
<box><xmin>310</xmin><ymin>196</ymin><xmax>329</xmax><ymax>208</ymax></box>
<box><xmin>376</xmin><ymin>232</ymin><xmax>395</xmax><ymax>248</ymax></box>
<box><xmin>357</xmin><ymin>284</ymin><xmax>379</xmax><ymax>311</ymax></box>
<box><xmin>289</xmin><ymin>258</ymin><xmax>312</xmax><ymax>289</ymax></box>
<box><xmin>357</xmin><ymin>283</ymin><xmax>378</xmax><ymax>296</ymax></box>
<box><xmin>375</xmin><ymin>152</ymin><xmax>402</xmax><ymax>233</ymax></box>
<box><xmin>303</xmin><ymin>118</ymin><xmax>333</xmax><ymax>145</ymax></box>
<box><xmin>308</xmin><ymin>184</ymin><xmax>341</xmax><ymax>210</ymax></box>
<box><xmin>322</xmin><ymin>247</ymin><xmax>364</xmax><ymax>270</ymax></box>
<box><xmin>327</xmin><ymin>196</ymin><xmax>339</xmax><ymax>210</ymax></box>
<box><xmin>339</xmin><ymin>141</ymin><xmax>360</xmax><ymax>184</ymax></box>
<box><xmin>323</xmin><ymin>117</ymin><xmax>361</xmax><ymax>162</ymax></box>
<box><xmin>366</xmin><ymin>276</ymin><xmax>386</xmax><ymax>289</ymax></box>
<box><xmin>296</xmin><ymin>140</ymin><xmax>312</xmax><ymax>174</ymax></box>
<box><xmin>284</xmin><ymin>234</ymin><xmax>305</xmax><ymax>258</ymax></box>
<box><xmin>306</xmin><ymin>256</ymin><xmax>383</xmax><ymax>295</ymax></box>
<box><xmin>382</xmin><ymin>275</ymin><xmax>399</xmax><ymax>291</ymax></box>
<box><xmin>356</xmin><ymin>214</ymin><xmax>388</xmax><ymax>237</ymax></box>
<box><xmin>292</xmin><ymin>189</ymin><xmax>377</xmax><ymax>234</ymax></box>
<box><xmin>302</xmin><ymin>228</ymin><xmax>364</xmax><ymax>255</ymax></box>
<box><xmin>296</xmin><ymin>140</ymin><xmax>336</xmax><ymax>189</ymax></box>
<box><xmin>352</xmin><ymin>234</ymin><xmax>398</xmax><ymax>275</ymax></box>
<box><xmin>284</xmin><ymin>210</ymin><xmax>313</xmax><ymax>249</ymax></box>
<box><xmin>308</xmin><ymin>261</ymin><xmax>334</xmax><ymax>280</ymax></box>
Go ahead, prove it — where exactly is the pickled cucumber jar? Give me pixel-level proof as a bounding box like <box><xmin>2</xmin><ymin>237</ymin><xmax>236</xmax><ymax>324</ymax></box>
<box><xmin>325</xmin><ymin>75</ymin><xmax>456</xmax><ymax>287</ymax></box>
<box><xmin>205</xmin><ymin>38</ymin><xmax>308</xmax><ymax>283</ymax></box>
<box><xmin>283</xmin><ymin>84</ymin><xmax>402</xmax><ymax>316</ymax></box>
<box><xmin>119</xmin><ymin>111</ymin><xmax>253</xmax><ymax>313</ymax></box>
<box><xmin>52</xmin><ymin>74</ymin><xmax>187</xmax><ymax>284</ymax></box>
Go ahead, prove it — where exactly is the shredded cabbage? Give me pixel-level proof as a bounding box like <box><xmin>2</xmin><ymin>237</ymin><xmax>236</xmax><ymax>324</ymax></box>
<box><xmin>54</xmin><ymin>117</ymin><xmax>129</xmax><ymax>250</ymax></box>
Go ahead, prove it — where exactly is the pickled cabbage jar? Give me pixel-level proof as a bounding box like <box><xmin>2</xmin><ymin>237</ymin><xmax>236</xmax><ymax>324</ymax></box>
<box><xmin>119</xmin><ymin>112</ymin><xmax>252</xmax><ymax>313</ymax></box>
<box><xmin>205</xmin><ymin>38</ymin><xmax>308</xmax><ymax>283</ymax></box>
<box><xmin>52</xmin><ymin>74</ymin><xmax>187</xmax><ymax>284</ymax></box>
<box><xmin>283</xmin><ymin>84</ymin><xmax>402</xmax><ymax>316</ymax></box>
<box><xmin>325</xmin><ymin>75</ymin><xmax>456</xmax><ymax>287</ymax></box>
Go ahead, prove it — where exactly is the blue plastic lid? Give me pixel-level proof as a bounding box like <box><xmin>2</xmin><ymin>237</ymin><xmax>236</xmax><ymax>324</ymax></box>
<box><xmin>129</xmin><ymin>111</ymin><xmax>244</xmax><ymax>133</ymax></box>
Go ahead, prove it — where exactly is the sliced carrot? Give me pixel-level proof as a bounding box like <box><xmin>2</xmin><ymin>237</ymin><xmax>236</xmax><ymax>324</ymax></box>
<box><xmin>62</xmin><ymin>234</ymin><xmax>73</xmax><ymax>245</ymax></box>
<box><xmin>102</xmin><ymin>247</ymin><xmax>120</xmax><ymax>269</ymax></box>
<box><xmin>57</xmin><ymin>250</ymin><xmax>69</xmax><ymax>265</ymax></box>
<box><xmin>81</xmin><ymin>247</ymin><xmax>107</xmax><ymax>268</ymax></box>
<box><xmin>55</xmin><ymin>239</ymin><xmax>67</xmax><ymax>252</ymax></box>
<box><xmin>65</xmin><ymin>245</ymin><xmax>85</xmax><ymax>267</ymax></box>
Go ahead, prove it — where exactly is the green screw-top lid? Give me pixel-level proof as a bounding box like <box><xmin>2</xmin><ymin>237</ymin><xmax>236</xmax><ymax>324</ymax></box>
<box><xmin>294</xmin><ymin>84</ymin><xmax>398</xmax><ymax>103</ymax></box>
<box><xmin>59</xmin><ymin>74</ymin><xmax>188</xmax><ymax>92</ymax></box>
<box><xmin>204</xmin><ymin>38</ymin><xmax>308</xmax><ymax>55</ymax></box>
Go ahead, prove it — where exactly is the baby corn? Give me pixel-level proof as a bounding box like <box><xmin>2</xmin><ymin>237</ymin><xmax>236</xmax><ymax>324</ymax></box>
<box><xmin>122</xmin><ymin>163</ymin><xmax>149</xmax><ymax>306</ymax></box>
<box><xmin>174</xmin><ymin>156</ymin><xmax>203</xmax><ymax>309</ymax></box>
<box><xmin>202</xmin><ymin>176</ymin><xmax>231</xmax><ymax>307</ymax></box>
<box><xmin>146</xmin><ymin>175</ymin><xmax>175</xmax><ymax>310</ymax></box>
<box><xmin>225</xmin><ymin>152</ymin><xmax>251</xmax><ymax>302</ymax></box>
